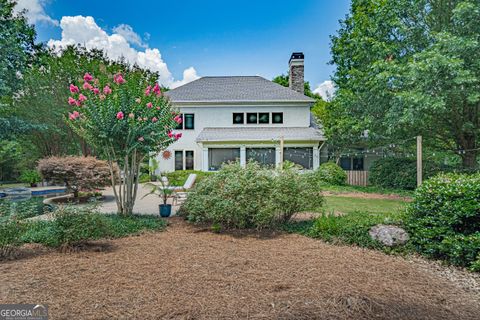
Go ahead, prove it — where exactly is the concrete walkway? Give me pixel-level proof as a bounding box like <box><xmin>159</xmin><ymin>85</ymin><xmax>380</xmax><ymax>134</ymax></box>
<box><xmin>98</xmin><ymin>183</ymin><xmax>180</xmax><ymax>216</ymax></box>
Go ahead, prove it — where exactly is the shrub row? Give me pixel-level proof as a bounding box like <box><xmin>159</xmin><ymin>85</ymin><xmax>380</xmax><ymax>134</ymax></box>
<box><xmin>180</xmin><ymin>162</ymin><xmax>324</xmax><ymax>229</ymax></box>
<box><xmin>0</xmin><ymin>207</ymin><xmax>166</xmax><ymax>258</ymax></box>
<box><xmin>405</xmin><ymin>173</ymin><xmax>480</xmax><ymax>271</ymax></box>
<box><xmin>368</xmin><ymin>157</ymin><xmax>449</xmax><ymax>190</ymax></box>
<box><xmin>314</xmin><ymin>162</ymin><xmax>347</xmax><ymax>185</ymax></box>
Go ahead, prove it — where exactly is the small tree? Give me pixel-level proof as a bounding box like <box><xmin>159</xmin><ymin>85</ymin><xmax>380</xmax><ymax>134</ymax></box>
<box><xmin>66</xmin><ymin>70</ymin><xmax>180</xmax><ymax>215</ymax></box>
<box><xmin>38</xmin><ymin>156</ymin><xmax>111</xmax><ymax>197</ymax></box>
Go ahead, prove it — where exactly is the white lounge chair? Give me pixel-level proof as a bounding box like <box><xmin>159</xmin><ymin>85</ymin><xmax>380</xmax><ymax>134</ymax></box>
<box><xmin>173</xmin><ymin>173</ymin><xmax>197</xmax><ymax>205</ymax></box>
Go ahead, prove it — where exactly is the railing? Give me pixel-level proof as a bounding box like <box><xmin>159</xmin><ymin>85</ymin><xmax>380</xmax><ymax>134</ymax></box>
<box><xmin>346</xmin><ymin>170</ymin><xmax>369</xmax><ymax>186</ymax></box>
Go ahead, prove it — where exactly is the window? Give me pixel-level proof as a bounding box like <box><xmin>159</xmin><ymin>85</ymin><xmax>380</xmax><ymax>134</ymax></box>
<box><xmin>272</xmin><ymin>112</ymin><xmax>283</xmax><ymax>124</ymax></box>
<box><xmin>340</xmin><ymin>157</ymin><xmax>351</xmax><ymax>170</ymax></box>
<box><xmin>340</xmin><ymin>157</ymin><xmax>364</xmax><ymax>171</ymax></box>
<box><xmin>353</xmin><ymin>157</ymin><xmax>364</xmax><ymax>170</ymax></box>
<box><xmin>175</xmin><ymin>150</ymin><xmax>194</xmax><ymax>170</ymax></box>
<box><xmin>284</xmin><ymin>147</ymin><xmax>313</xmax><ymax>169</ymax></box>
<box><xmin>258</xmin><ymin>113</ymin><xmax>269</xmax><ymax>124</ymax></box>
<box><xmin>246</xmin><ymin>148</ymin><xmax>275</xmax><ymax>166</ymax></box>
<box><xmin>233</xmin><ymin>113</ymin><xmax>244</xmax><ymax>124</ymax></box>
<box><xmin>174</xmin><ymin>151</ymin><xmax>183</xmax><ymax>171</ymax></box>
<box><xmin>175</xmin><ymin>113</ymin><xmax>195</xmax><ymax>130</ymax></box>
<box><xmin>185</xmin><ymin>151</ymin><xmax>194</xmax><ymax>170</ymax></box>
<box><xmin>246</xmin><ymin>113</ymin><xmax>258</xmax><ymax>124</ymax></box>
<box><xmin>208</xmin><ymin>148</ymin><xmax>240</xmax><ymax>171</ymax></box>
<box><xmin>184</xmin><ymin>114</ymin><xmax>194</xmax><ymax>129</ymax></box>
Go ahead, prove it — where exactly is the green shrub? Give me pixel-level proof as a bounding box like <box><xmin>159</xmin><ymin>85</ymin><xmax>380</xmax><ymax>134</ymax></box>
<box><xmin>314</xmin><ymin>162</ymin><xmax>347</xmax><ymax>185</ymax></box>
<box><xmin>369</xmin><ymin>157</ymin><xmax>446</xmax><ymax>190</ymax></box>
<box><xmin>19</xmin><ymin>169</ymin><xmax>41</xmax><ymax>185</ymax></box>
<box><xmin>44</xmin><ymin>207</ymin><xmax>110</xmax><ymax>247</ymax></box>
<box><xmin>306</xmin><ymin>211</ymin><xmax>403</xmax><ymax>249</ymax></box>
<box><xmin>181</xmin><ymin>162</ymin><xmax>324</xmax><ymax>229</ymax></box>
<box><xmin>0</xmin><ymin>220</ymin><xmax>25</xmax><ymax>258</ymax></box>
<box><xmin>405</xmin><ymin>173</ymin><xmax>480</xmax><ymax>270</ymax></box>
<box><xmin>165</xmin><ymin>170</ymin><xmax>213</xmax><ymax>187</ymax></box>
<box><xmin>101</xmin><ymin>214</ymin><xmax>166</xmax><ymax>238</ymax></box>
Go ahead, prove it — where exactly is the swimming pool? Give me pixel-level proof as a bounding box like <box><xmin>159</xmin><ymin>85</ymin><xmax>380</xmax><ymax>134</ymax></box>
<box><xmin>0</xmin><ymin>196</ymin><xmax>54</xmax><ymax>223</ymax></box>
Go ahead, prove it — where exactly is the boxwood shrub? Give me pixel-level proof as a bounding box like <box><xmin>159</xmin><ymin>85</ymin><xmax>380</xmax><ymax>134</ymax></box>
<box><xmin>314</xmin><ymin>162</ymin><xmax>347</xmax><ymax>185</ymax></box>
<box><xmin>369</xmin><ymin>157</ymin><xmax>445</xmax><ymax>190</ymax></box>
<box><xmin>180</xmin><ymin>162</ymin><xmax>324</xmax><ymax>229</ymax></box>
<box><xmin>405</xmin><ymin>173</ymin><xmax>480</xmax><ymax>271</ymax></box>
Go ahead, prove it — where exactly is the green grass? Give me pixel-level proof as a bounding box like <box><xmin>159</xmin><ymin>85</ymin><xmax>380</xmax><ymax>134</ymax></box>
<box><xmin>323</xmin><ymin>195</ymin><xmax>407</xmax><ymax>215</ymax></box>
<box><xmin>321</xmin><ymin>183</ymin><xmax>414</xmax><ymax>197</ymax></box>
<box><xmin>284</xmin><ymin>191</ymin><xmax>410</xmax><ymax>253</ymax></box>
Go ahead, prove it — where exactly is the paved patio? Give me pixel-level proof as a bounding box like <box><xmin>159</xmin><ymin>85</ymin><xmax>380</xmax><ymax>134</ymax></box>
<box><xmin>98</xmin><ymin>183</ymin><xmax>181</xmax><ymax>216</ymax></box>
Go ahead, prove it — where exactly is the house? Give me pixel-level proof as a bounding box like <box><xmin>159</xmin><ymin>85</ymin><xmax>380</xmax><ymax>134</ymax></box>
<box><xmin>156</xmin><ymin>52</ymin><xmax>326</xmax><ymax>172</ymax></box>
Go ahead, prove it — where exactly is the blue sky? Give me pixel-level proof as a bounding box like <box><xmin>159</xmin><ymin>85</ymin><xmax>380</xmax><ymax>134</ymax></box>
<box><xmin>19</xmin><ymin>0</ymin><xmax>351</xmax><ymax>94</ymax></box>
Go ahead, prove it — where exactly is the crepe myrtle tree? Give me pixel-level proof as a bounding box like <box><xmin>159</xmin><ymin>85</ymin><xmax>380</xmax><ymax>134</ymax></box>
<box><xmin>66</xmin><ymin>69</ymin><xmax>182</xmax><ymax>215</ymax></box>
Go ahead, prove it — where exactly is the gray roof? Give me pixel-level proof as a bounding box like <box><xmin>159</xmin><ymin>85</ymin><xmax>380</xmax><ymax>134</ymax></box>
<box><xmin>196</xmin><ymin>127</ymin><xmax>325</xmax><ymax>143</ymax></box>
<box><xmin>166</xmin><ymin>76</ymin><xmax>315</xmax><ymax>103</ymax></box>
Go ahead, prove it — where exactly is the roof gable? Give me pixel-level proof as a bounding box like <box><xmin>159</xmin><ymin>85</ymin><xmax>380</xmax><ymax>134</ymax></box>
<box><xmin>165</xmin><ymin>76</ymin><xmax>314</xmax><ymax>104</ymax></box>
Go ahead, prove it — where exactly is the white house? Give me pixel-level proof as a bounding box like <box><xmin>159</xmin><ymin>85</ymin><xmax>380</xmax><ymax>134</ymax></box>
<box><xmin>156</xmin><ymin>52</ymin><xmax>326</xmax><ymax>172</ymax></box>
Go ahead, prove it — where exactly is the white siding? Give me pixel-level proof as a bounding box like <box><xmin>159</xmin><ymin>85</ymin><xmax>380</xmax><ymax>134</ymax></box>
<box><xmin>157</xmin><ymin>104</ymin><xmax>315</xmax><ymax>173</ymax></box>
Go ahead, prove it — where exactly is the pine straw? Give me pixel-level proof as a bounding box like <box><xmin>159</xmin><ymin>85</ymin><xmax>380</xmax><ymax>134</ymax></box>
<box><xmin>0</xmin><ymin>218</ymin><xmax>479</xmax><ymax>320</ymax></box>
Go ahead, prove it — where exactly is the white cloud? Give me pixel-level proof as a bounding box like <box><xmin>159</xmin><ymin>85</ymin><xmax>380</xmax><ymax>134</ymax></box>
<box><xmin>47</xmin><ymin>16</ymin><xmax>199</xmax><ymax>88</ymax></box>
<box><xmin>313</xmin><ymin>80</ymin><xmax>336</xmax><ymax>101</ymax></box>
<box><xmin>14</xmin><ymin>0</ymin><xmax>58</xmax><ymax>26</ymax></box>
<box><xmin>112</xmin><ymin>24</ymin><xmax>148</xmax><ymax>48</ymax></box>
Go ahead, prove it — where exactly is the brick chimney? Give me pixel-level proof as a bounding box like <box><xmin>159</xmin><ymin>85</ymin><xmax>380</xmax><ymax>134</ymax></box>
<box><xmin>289</xmin><ymin>52</ymin><xmax>304</xmax><ymax>94</ymax></box>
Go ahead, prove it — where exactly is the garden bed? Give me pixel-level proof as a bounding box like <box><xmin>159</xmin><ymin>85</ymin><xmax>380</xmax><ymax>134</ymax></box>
<box><xmin>0</xmin><ymin>218</ymin><xmax>479</xmax><ymax>319</ymax></box>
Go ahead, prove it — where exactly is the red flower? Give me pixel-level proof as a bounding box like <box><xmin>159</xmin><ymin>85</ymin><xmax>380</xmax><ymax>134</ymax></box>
<box><xmin>113</xmin><ymin>73</ymin><xmax>125</xmax><ymax>84</ymax></box>
<box><xmin>69</xmin><ymin>84</ymin><xmax>79</xmax><ymax>93</ymax></box>
<box><xmin>116</xmin><ymin>111</ymin><xmax>124</xmax><ymax>120</ymax></box>
<box><xmin>68</xmin><ymin>97</ymin><xmax>77</xmax><ymax>105</ymax></box>
<box><xmin>83</xmin><ymin>73</ymin><xmax>93</xmax><ymax>82</ymax></box>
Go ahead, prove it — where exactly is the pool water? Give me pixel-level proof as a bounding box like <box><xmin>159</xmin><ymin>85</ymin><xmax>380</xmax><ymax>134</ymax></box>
<box><xmin>0</xmin><ymin>196</ymin><xmax>53</xmax><ymax>223</ymax></box>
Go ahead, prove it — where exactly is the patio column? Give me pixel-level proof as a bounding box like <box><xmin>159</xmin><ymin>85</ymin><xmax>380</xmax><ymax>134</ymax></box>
<box><xmin>240</xmin><ymin>146</ymin><xmax>246</xmax><ymax>168</ymax></box>
<box><xmin>202</xmin><ymin>147</ymin><xmax>209</xmax><ymax>171</ymax></box>
<box><xmin>313</xmin><ymin>146</ymin><xmax>320</xmax><ymax>170</ymax></box>
<box><xmin>275</xmin><ymin>147</ymin><xmax>282</xmax><ymax>168</ymax></box>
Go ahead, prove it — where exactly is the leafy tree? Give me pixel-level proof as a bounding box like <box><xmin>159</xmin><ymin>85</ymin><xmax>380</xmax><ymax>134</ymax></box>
<box><xmin>67</xmin><ymin>70</ymin><xmax>181</xmax><ymax>215</ymax></box>
<box><xmin>272</xmin><ymin>74</ymin><xmax>317</xmax><ymax>98</ymax></box>
<box><xmin>0</xmin><ymin>0</ymin><xmax>39</xmax><ymax>139</ymax></box>
<box><xmin>331</xmin><ymin>0</ymin><xmax>480</xmax><ymax>168</ymax></box>
<box><xmin>13</xmin><ymin>46</ymin><xmax>131</xmax><ymax>157</ymax></box>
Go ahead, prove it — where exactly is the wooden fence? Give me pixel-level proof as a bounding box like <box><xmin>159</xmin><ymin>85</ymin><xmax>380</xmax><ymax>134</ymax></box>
<box><xmin>346</xmin><ymin>170</ymin><xmax>369</xmax><ymax>186</ymax></box>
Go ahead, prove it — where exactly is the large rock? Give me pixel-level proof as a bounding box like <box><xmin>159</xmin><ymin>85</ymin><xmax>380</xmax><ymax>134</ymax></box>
<box><xmin>369</xmin><ymin>224</ymin><xmax>409</xmax><ymax>247</ymax></box>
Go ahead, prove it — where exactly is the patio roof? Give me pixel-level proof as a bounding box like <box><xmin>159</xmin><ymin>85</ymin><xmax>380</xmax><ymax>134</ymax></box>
<box><xmin>196</xmin><ymin>127</ymin><xmax>325</xmax><ymax>143</ymax></box>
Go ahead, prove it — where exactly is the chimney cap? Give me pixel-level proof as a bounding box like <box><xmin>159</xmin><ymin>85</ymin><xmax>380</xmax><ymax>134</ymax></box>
<box><xmin>289</xmin><ymin>52</ymin><xmax>304</xmax><ymax>63</ymax></box>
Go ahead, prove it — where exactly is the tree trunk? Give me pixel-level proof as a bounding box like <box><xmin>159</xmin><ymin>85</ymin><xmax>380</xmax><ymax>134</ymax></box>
<box><xmin>106</xmin><ymin>147</ymin><xmax>144</xmax><ymax>216</ymax></box>
<box><xmin>461</xmin><ymin>150</ymin><xmax>478</xmax><ymax>170</ymax></box>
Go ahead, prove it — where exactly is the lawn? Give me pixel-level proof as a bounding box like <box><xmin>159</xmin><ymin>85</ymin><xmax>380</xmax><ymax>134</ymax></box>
<box><xmin>323</xmin><ymin>195</ymin><xmax>407</xmax><ymax>215</ymax></box>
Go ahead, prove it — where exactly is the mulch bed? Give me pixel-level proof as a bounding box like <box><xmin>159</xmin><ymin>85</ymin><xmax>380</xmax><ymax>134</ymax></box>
<box><xmin>1</xmin><ymin>218</ymin><xmax>479</xmax><ymax>319</ymax></box>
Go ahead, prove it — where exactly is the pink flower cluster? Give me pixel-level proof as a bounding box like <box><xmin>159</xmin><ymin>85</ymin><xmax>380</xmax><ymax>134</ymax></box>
<box><xmin>144</xmin><ymin>83</ymin><xmax>162</xmax><ymax>97</ymax></box>
<box><xmin>174</xmin><ymin>115</ymin><xmax>182</xmax><ymax>124</ymax></box>
<box><xmin>68</xmin><ymin>73</ymin><xmax>113</xmax><ymax>107</ymax></box>
<box><xmin>69</xmin><ymin>111</ymin><xmax>80</xmax><ymax>120</ymax></box>
<box><xmin>167</xmin><ymin>131</ymin><xmax>182</xmax><ymax>140</ymax></box>
<box><xmin>113</xmin><ymin>73</ymin><xmax>125</xmax><ymax>84</ymax></box>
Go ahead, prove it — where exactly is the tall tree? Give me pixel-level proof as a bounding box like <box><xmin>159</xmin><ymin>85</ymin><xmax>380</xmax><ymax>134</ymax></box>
<box><xmin>331</xmin><ymin>0</ymin><xmax>480</xmax><ymax>168</ymax></box>
<box><xmin>0</xmin><ymin>0</ymin><xmax>38</xmax><ymax>138</ymax></box>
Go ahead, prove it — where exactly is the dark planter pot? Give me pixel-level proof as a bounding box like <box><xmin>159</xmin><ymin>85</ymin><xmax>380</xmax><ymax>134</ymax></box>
<box><xmin>159</xmin><ymin>204</ymin><xmax>172</xmax><ymax>217</ymax></box>
<box><xmin>30</xmin><ymin>183</ymin><xmax>38</xmax><ymax>188</ymax></box>
<box><xmin>150</xmin><ymin>175</ymin><xmax>157</xmax><ymax>182</ymax></box>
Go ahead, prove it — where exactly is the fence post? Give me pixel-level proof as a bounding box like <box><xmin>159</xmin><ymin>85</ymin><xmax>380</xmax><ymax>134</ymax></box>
<box><xmin>279</xmin><ymin>136</ymin><xmax>284</xmax><ymax>170</ymax></box>
<box><xmin>417</xmin><ymin>136</ymin><xmax>423</xmax><ymax>187</ymax></box>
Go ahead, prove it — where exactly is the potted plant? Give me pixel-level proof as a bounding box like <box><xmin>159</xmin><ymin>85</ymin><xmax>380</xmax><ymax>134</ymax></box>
<box><xmin>143</xmin><ymin>175</ymin><xmax>174</xmax><ymax>217</ymax></box>
<box><xmin>19</xmin><ymin>169</ymin><xmax>42</xmax><ymax>187</ymax></box>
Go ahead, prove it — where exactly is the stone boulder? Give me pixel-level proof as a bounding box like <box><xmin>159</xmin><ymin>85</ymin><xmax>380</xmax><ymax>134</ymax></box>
<box><xmin>369</xmin><ymin>224</ymin><xmax>409</xmax><ymax>247</ymax></box>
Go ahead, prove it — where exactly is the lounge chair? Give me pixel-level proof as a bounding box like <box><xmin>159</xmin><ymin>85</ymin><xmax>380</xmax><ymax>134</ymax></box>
<box><xmin>172</xmin><ymin>173</ymin><xmax>197</xmax><ymax>205</ymax></box>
